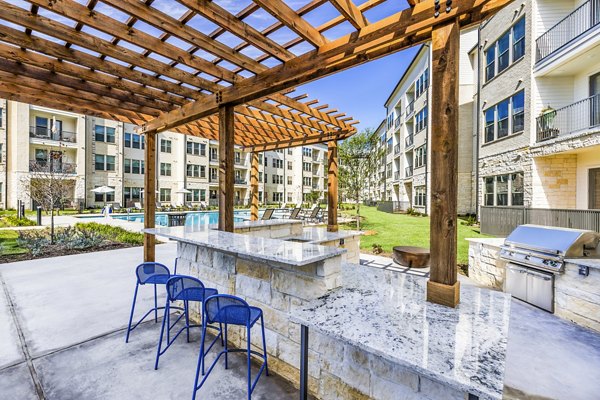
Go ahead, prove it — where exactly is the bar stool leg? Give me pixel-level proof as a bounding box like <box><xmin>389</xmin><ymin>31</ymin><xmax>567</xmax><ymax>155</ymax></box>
<box><xmin>184</xmin><ymin>300</ymin><xmax>190</xmax><ymax>343</ymax></box>
<box><xmin>154</xmin><ymin>301</ymin><xmax>170</xmax><ymax>370</ymax></box>
<box><xmin>247</xmin><ymin>324</ymin><xmax>252</xmax><ymax>400</ymax></box>
<box><xmin>153</xmin><ymin>283</ymin><xmax>158</xmax><ymax>322</ymax></box>
<box><xmin>125</xmin><ymin>283</ymin><xmax>139</xmax><ymax>343</ymax></box>
<box><xmin>224</xmin><ymin>323</ymin><xmax>229</xmax><ymax>370</ymax></box>
<box><xmin>261</xmin><ymin>315</ymin><xmax>269</xmax><ymax>376</ymax></box>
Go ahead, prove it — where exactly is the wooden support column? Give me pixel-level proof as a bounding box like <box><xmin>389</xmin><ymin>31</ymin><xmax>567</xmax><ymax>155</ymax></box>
<box><xmin>427</xmin><ymin>20</ymin><xmax>460</xmax><ymax>308</ymax></box>
<box><xmin>143</xmin><ymin>130</ymin><xmax>157</xmax><ymax>262</ymax></box>
<box><xmin>327</xmin><ymin>140</ymin><xmax>338</xmax><ymax>232</ymax></box>
<box><xmin>250</xmin><ymin>152</ymin><xmax>259</xmax><ymax>221</ymax></box>
<box><xmin>218</xmin><ymin>105</ymin><xmax>235</xmax><ymax>232</ymax></box>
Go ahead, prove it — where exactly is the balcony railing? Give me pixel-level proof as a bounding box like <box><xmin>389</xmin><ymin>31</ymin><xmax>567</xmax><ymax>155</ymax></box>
<box><xmin>536</xmin><ymin>0</ymin><xmax>600</xmax><ymax>62</ymax></box>
<box><xmin>29</xmin><ymin>160</ymin><xmax>76</xmax><ymax>174</ymax></box>
<box><xmin>394</xmin><ymin>171</ymin><xmax>400</xmax><ymax>181</ymax></box>
<box><xmin>209</xmin><ymin>176</ymin><xmax>218</xmax><ymax>183</ymax></box>
<box><xmin>234</xmin><ymin>178</ymin><xmax>247</xmax><ymax>185</ymax></box>
<box><xmin>394</xmin><ymin>144</ymin><xmax>401</xmax><ymax>155</ymax></box>
<box><xmin>29</xmin><ymin>126</ymin><xmax>77</xmax><ymax>143</ymax></box>
<box><xmin>394</xmin><ymin>115</ymin><xmax>401</xmax><ymax>129</ymax></box>
<box><xmin>209</xmin><ymin>155</ymin><xmax>218</xmax><ymax>163</ymax></box>
<box><xmin>405</xmin><ymin>166</ymin><xmax>413</xmax><ymax>177</ymax></box>
<box><xmin>405</xmin><ymin>100</ymin><xmax>415</xmax><ymax>116</ymax></box>
<box><xmin>234</xmin><ymin>159</ymin><xmax>246</xmax><ymax>166</ymax></box>
<box><xmin>405</xmin><ymin>134</ymin><xmax>414</xmax><ymax>148</ymax></box>
<box><xmin>536</xmin><ymin>94</ymin><xmax>600</xmax><ymax>142</ymax></box>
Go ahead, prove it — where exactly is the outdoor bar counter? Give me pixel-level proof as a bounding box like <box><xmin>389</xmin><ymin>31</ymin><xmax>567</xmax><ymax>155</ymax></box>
<box><xmin>145</xmin><ymin>221</ymin><xmax>511</xmax><ymax>400</ymax></box>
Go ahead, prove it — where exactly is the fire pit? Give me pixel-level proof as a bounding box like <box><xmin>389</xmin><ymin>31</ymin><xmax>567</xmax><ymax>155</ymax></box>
<box><xmin>393</xmin><ymin>246</ymin><xmax>430</xmax><ymax>268</ymax></box>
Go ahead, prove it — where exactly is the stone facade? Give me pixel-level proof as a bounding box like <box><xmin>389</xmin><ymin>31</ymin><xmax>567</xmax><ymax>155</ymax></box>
<box><xmin>531</xmin><ymin>154</ymin><xmax>577</xmax><ymax>209</ymax></box>
<box><xmin>467</xmin><ymin>238</ymin><xmax>507</xmax><ymax>290</ymax></box>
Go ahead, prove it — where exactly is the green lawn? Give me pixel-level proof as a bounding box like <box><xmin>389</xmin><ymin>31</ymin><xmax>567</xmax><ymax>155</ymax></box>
<box><xmin>0</xmin><ymin>230</ymin><xmax>28</xmax><ymax>256</ymax></box>
<box><xmin>340</xmin><ymin>206</ymin><xmax>492</xmax><ymax>265</ymax></box>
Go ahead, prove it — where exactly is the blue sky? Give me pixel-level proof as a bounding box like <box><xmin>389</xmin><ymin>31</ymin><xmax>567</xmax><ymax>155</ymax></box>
<box><xmin>297</xmin><ymin>47</ymin><xmax>420</xmax><ymax>133</ymax></box>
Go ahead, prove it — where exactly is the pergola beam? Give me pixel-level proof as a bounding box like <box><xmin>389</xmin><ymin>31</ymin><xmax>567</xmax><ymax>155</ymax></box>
<box><xmin>140</xmin><ymin>0</ymin><xmax>513</xmax><ymax>134</ymax></box>
<box><xmin>328</xmin><ymin>0</ymin><xmax>369</xmax><ymax>29</ymax></box>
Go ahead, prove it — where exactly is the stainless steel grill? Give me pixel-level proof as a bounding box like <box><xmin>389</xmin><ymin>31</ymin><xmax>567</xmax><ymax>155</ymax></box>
<box><xmin>499</xmin><ymin>225</ymin><xmax>600</xmax><ymax>312</ymax></box>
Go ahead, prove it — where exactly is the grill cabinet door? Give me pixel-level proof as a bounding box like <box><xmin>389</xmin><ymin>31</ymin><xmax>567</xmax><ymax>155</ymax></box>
<box><xmin>505</xmin><ymin>263</ymin><xmax>528</xmax><ymax>302</ymax></box>
<box><xmin>526</xmin><ymin>269</ymin><xmax>554</xmax><ymax>313</ymax></box>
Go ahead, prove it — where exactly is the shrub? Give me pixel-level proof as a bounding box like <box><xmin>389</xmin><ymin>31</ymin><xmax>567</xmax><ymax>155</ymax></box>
<box><xmin>1</xmin><ymin>215</ymin><xmax>37</xmax><ymax>227</ymax></box>
<box><xmin>372</xmin><ymin>243</ymin><xmax>383</xmax><ymax>254</ymax></box>
<box><xmin>74</xmin><ymin>222</ymin><xmax>144</xmax><ymax>245</ymax></box>
<box><xmin>17</xmin><ymin>230</ymin><xmax>50</xmax><ymax>256</ymax></box>
<box><xmin>462</xmin><ymin>215</ymin><xmax>478</xmax><ymax>227</ymax></box>
<box><xmin>406</xmin><ymin>208</ymin><xmax>425</xmax><ymax>217</ymax></box>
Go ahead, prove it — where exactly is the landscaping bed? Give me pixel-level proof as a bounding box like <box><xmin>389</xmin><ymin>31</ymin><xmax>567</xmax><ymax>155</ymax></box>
<box><xmin>0</xmin><ymin>222</ymin><xmax>145</xmax><ymax>264</ymax></box>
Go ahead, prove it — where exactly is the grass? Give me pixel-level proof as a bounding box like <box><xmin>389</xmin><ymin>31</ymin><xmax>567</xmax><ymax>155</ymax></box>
<box><xmin>74</xmin><ymin>222</ymin><xmax>145</xmax><ymax>245</ymax></box>
<box><xmin>0</xmin><ymin>230</ymin><xmax>28</xmax><ymax>256</ymax></box>
<box><xmin>340</xmin><ymin>206</ymin><xmax>492</xmax><ymax>265</ymax></box>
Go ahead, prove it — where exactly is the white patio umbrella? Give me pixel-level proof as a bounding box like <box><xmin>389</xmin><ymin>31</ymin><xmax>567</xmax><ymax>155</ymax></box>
<box><xmin>91</xmin><ymin>185</ymin><xmax>115</xmax><ymax>208</ymax></box>
<box><xmin>175</xmin><ymin>188</ymin><xmax>192</xmax><ymax>205</ymax></box>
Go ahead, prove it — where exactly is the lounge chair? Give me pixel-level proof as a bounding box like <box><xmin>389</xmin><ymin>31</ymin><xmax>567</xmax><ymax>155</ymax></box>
<box><xmin>261</xmin><ymin>208</ymin><xmax>275</xmax><ymax>220</ymax></box>
<box><xmin>288</xmin><ymin>208</ymin><xmax>302</xmax><ymax>219</ymax></box>
<box><xmin>302</xmin><ymin>206</ymin><xmax>323</xmax><ymax>223</ymax></box>
<box><xmin>134</xmin><ymin>202</ymin><xmax>143</xmax><ymax>210</ymax></box>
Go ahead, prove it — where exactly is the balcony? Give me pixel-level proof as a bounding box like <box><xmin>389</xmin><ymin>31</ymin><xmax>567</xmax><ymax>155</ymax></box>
<box><xmin>394</xmin><ymin>144</ymin><xmax>401</xmax><ymax>155</ymax></box>
<box><xmin>29</xmin><ymin>160</ymin><xmax>76</xmax><ymax>174</ymax></box>
<box><xmin>536</xmin><ymin>0</ymin><xmax>600</xmax><ymax>63</ymax></box>
<box><xmin>405</xmin><ymin>134</ymin><xmax>414</xmax><ymax>148</ymax></box>
<box><xmin>234</xmin><ymin>159</ymin><xmax>247</xmax><ymax>167</ymax></box>
<box><xmin>394</xmin><ymin>115</ymin><xmax>401</xmax><ymax>129</ymax></box>
<box><xmin>209</xmin><ymin>176</ymin><xmax>218</xmax><ymax>183</ymax></box>
<box><xmin>405</xmin><ymin>100</ymin><xmax>415</xmax><ymax>117</ymax></box>
<box><xmin>209</xmin><ymin>154</ymin><xmax>219</xmax><ymax>163</ymax></box>
<box><xmin>536</xmin><ymin>94</ymin><xmax>600</xmax><ymax>142</ymax></box>
<box><xmin>234</xmin><ymin>178</ymin><xmax>247</xmax><ymax>185</ymax></box>
<box><xmin>405</xmin><ymin>166</ymin><xmax>413</xmax><ymax>178</ymax></box>
<box><xmin>394</xmin><ymin>171</ymin><xmax>400</xmax><ymax>181</ymax></box>
<box><xmin>29</xmin><ymin>126</ymin><xmax>77</xmax><ymax>143</ymax></box>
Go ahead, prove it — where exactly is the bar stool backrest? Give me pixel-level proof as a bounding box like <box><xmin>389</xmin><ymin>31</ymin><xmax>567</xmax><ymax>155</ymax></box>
<box><xmin>166</xmin><ymin>276</ymin><xmax>206</xmax><ymax>302</ymax></box>
<box><xmin>136</xmin><ymin>262</ymin><xmax>170</xmax><ymax>284</ymax></box>
<box><xmin>204</xmin><ymin>294</ymin><xmax>252</xmax><ymax>326</ymax></box>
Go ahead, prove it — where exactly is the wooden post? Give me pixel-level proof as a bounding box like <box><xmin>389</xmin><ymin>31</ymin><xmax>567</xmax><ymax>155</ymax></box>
<box><xmin>327</xmin><ymin>140</ymin><xmax>338</xmax><ymax>232</ymax></box>
<box><xmin>427</xmin><ymin>20</ymin><xmax>460</xmax><ymax>308</ymax></box>
<box><xmin>250</xmin><ymin>151</ymin><xmax>259</xmax><ymax>221</ymax></box>
<box><xmin>143</xmin><ymin>130</ymin><xmax>157</xmax><ymax>262</ymax></box>
<box><xmin>218</xmin><ymin>105</ymin><xmax>235</xmax><ymax>232</ymax></box>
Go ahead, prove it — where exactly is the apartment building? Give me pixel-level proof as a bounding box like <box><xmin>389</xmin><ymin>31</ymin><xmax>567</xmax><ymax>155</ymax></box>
<box><xmin>476</xmin><ymin>0</ymin><xmax>600</xmax><ymax>212</ymax></box>
<box><xmin>0</xmin><ymin>99</ymin><xmax>329</xmax><ymax>210</ymax></box>
<box><xmin>379</xmin><ymin>29</ymin><xmax>478</xmax><ymax>215</ymax></box>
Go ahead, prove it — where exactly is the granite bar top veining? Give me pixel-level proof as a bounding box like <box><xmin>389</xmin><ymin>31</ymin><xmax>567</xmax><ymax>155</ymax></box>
<box><xmin>565</xmin><ymin>258</ymin><xmax>600</xmax><ymax>270</ymax></box>
<box><xmin>291</xmin><ymin>265</ymin><xmax>511</xmax><ymax>400</ymax></box>
<box><xmin>144</xmin><ymin>225</ymin><xmax>346</xmax><ymax>266</ymax></box>
<box><xmin>207</xmin><ymin>218</ymin><xmax>304</xmax><ymax>230</ymax></box>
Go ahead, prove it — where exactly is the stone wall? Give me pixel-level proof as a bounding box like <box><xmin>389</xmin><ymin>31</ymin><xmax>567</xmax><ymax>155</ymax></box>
<box><xmin>467</xmin><ymin>238</ymin><xmax>507</xmax><ymax>290</ymax></box>
<box><xmin>531</xmin><ymin>154</ymin><xmax>577</xmax><ymax>208</ymax></box>
<box><xmin>233</xmin><ymin>221</ymin><xmax>303</xmax><ymax>239</ymax></box>
<box><xmin>555</xmin><ymin>263</ymin><xmax>600</xmax><ymax>333</ymax></box>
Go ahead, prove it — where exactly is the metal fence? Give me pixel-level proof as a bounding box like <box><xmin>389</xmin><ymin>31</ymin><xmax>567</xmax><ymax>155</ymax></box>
<box><xmin>536</xmin><ymin>94</ymin><xmax>600</xmax><ymax>142</ymax></box>
<box><xmin>480</xmin><ymin>206</ymin><xmax>600</xmax><ymax>236</ymax></box>
<box><xmin>377</xmin><ymin>201</ymin><xmax>410</xmax><ymax>213</ymax></box>
<box><xmin>536</xmin><ymin>0</ymin><xmax>600</xmax><ymax>62</ymax></box>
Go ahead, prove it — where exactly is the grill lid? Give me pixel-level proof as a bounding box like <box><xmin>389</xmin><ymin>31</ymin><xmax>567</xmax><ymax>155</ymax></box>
<box><xmin>504</xmin><ymin>224</ymin><xmax>600</xmax><ymax>257</ymax></box>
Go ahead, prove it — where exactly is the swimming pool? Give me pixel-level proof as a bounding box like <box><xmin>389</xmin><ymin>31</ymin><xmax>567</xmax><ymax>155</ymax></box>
<box><xmin>111</xmin><ymin>210</ymin><xmax>251</xmax><ymax>226</ymax></box>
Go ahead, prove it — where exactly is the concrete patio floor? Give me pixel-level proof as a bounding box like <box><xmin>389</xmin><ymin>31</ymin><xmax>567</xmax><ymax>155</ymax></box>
<box><xmin>1</xmin><ymin>247</ymin><xmax>600</xmax><ymax>399</ymax></box>
<box><xmin>0</xmin><ymin>243</ymin><xmax>298</xmax><ymax>400</ymax></box>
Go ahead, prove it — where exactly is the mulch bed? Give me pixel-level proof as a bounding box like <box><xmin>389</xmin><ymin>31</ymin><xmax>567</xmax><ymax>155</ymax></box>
<box><xmin>0</xmin><ymin>243</ymin><xmax>140</xmax><ymax>264</ymax></box>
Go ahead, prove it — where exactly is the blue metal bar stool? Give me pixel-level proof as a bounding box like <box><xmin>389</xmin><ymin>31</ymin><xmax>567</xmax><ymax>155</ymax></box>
<box><xmin>193</xmin><ymin>294</ymin><xmax>269</xmax><ymax>400</ymax></box>
<box><xmin>125</xmin><ymin>262</ymin><xmax>182</xmax><ymax>343</ymax></box>
<box><xmin>155</xmin><ymin>276</ymin><xmax>220</xmax><ymax>370</ymax></box>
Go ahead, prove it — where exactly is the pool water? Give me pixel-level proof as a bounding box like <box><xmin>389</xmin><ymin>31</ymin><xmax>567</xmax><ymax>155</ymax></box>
<box><xmin>111</xmin><ymin>210</ymin><xmax>252</xmax><ymax>226</ymax></box>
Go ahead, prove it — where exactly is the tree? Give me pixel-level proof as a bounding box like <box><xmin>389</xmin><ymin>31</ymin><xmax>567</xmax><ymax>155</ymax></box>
<box><xmin>21</xmin><ymin>158</ymin><xmax>75</xmax><ymax>243</ymax></box>
<box><xmin>339</xmin><ymin>128</ymin><xmax>384</xmax><ymax>230</ymax></box>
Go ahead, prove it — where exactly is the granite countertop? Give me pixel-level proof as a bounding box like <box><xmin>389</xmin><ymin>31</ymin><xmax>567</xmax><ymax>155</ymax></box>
<box><xmin>282</xmin><ymin>227</ymin><xmax>363</xmax><ymax>244</ymax></box>
<box><xmin>144</xmin><ymin>225</ymin><xmax>346</xmax><ymax>266</ymax></box>
<box><xmin>565</xmin><ymin>258</ymin><xmax>600</xmax><ymax>270</ymax></box>
<box><xmin>466</xmin><ymin>237</ymin><xmax>506</xmax><ymax>246</ymax></box>
<box><xmin>231</xmin><ymin>219</ymin><xmax>303</xmax><ymax>229</ymax></box>
<box><xmin>291</xmin><ymin>265</ymin><xmax>511</xmax><ymax>400</ymax></box>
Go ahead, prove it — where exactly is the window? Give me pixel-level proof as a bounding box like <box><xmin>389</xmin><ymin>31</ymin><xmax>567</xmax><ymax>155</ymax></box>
<box><xmin>258</xmin><ymin>154</ymin><xmax>263</xmax><ymax>163</ymax></box>
<box><xmin>186</xmin><ymin>189</ymin><xmax>201</xmax><ymax>202</ymax></box>
<box><xmin>415</xmin><ymin>107</ymin><xmax>428</xmax><ymax>132</ymax></box>
<box><xmin>200</xmin><ymin>165</ymin><xmax>206</xmax><ymax>178</ymax></box>
<box><xmin>160</xmin><ymin>139</ymin><xmax>172</xmax><ymax>153</ymax></box>
<box><xmin>235</xmin><ymin>152</ymin><xmax>241</xmax><ymax>164</ymax></box>
<box><xmin>415</xmin><ymin>145</ymin><xmax>427</xmax><ymax>168</ymax></box>
<box><xmin>303</xmin><ymin>148</ymin><xmax>312</xmax><ymax>157</ymax></box>
<box><xmin>287</xmin><ymin>176</ymin><xmax>292</xmax><ymax>185</ymax></box>
<box><xmin>387</xmin><ymin>138</ymin><xmax>393</xmax><ymax>154</ymax></box>
<box><xmin>124</xmin><ymin>158</ymin><xmax>131</xmax><ymax>173</ymax></box>
<box><xmin>187</xmin><ymin>141</ymin><xmax>205</xmax><ymax>156</ymax></box>
<box><xmin>160</xmin><ymin>163</ymin><xmax>171</xmax><ymax>176</ymax></box>
<box><xmin>209</xmin><ymin>147</ymin><xmax>218</xmax><ymax>161</ymax></box>
<box><xmin>124</xmin><ymin>159</ymin><xmax>143</xmax><ymax>174</ymax></box>
<box><xmin>483</xmin><ymin>172</ymin><xmax>524</xmax><ymax>206</ymax></box>
<box><xmin>415</xmin><ymin>68</ymin><xmax>429</xmax><ymax>98</ymax></box>
<box><xmin>160</xmin><ymin>188</ymin><xmax>171</xmax><ymax>203</ymax></box>
<box><xmin>94</xmin><ymin>125</ymin><xmax>116</xmax><ymax>143</ymax></box>
<box><xmin>414</xmin><ymin>186</ymin><xmax>426</xmax><ymax>207</ymax></box>
<box><xmin>272</xmin><ymin>175</ymin><xmax>283</xmax><ymax>184</ymax></box>
<box><xmin>123</xmin><ymin>187</ymin><xmax>142</xmax><ymax>206</ymax></box>
<box><xmin>303</xmin><ymin>162</ymin><xmax>311</xmax><ymax>172</ymax></box>
<box><xmin>303</xmin><ymin>177</ymin><xmax>311</xmax><ymax>186</ymax></box>
<box><xmin>287</xmin><ymin>149</ymin><xmax>293</xmax><ymax>155</ymax></box>
<box><xmin>287</xmin><ymin>161</ymin><xmax>292</xmax><ymax>170</ymax></box>
<box><xmin>124</xmin><ymin>133</ymin><xmax>131</xmax><ymax>148</ymax></box>
<box><xmin>483</xmin><ymin>91</ymin><xmax>525</xmax><ymax>143</ymax></box>
<box><xmin>263</xmin><ymin>173</ymin><xmax>268</xmax><ymax>183</ymax></box>
<box><xmin>95</xmin><ymin>154</ymin><xmax>115</xmax><ymax>171</ymax></box>
<box><xmin>187</xmin><ymin>164</ymin><xmax>200</xmax><ymax>177</ymax></box>
<box><xmin>386</xmin><ymin>163</ymin><xmax>392</xmax><ymax>178</ymax></box>
<box><xmin>0</xmin><ymin>143</ymin><xmax>2</xmax><ymax>163</ymax></box>
<box><xmin>35</xmin><ymin>116</ymin><xmax>48</xmax><ymax>135</ymax></box>
<box><xmin>484</xmin><ymin>18</ymin><xmax>526</xmax><ymax>81</ymax></box>
<box><xmin>287</xmin><ymin>193</ymin><xmax>293</xmax><ymax>202</ymax></box>
<box><xmin>272</xmin><ymin>192</ymin><xmax>283</xmax><ymax>202</ymax></box>
<box><xmin>263</xmin><ymin>156</ymin><xmax>268</xmax><ymax>167</ymax></box>
<box><xmin>259</xmin><ymin>172</ymin><xmax>263</xmax><ymax>182</ymax></box>
<box><xmin>272</xmin><ymin>159</ymin><xmax>283</xmax><ymax>168</ymax></box>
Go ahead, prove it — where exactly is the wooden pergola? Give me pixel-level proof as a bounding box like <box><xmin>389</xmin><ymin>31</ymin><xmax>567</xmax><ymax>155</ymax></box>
<box><xmin>0</xmin><ymin>0</ymin><xmax>511</xmax><ymax>307</ymax></box>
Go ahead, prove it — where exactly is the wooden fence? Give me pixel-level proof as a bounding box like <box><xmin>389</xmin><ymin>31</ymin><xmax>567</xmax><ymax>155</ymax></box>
<box><xmin>480</xmin><ymin>206</ymin><xmax>600</xmax><ymax>236</ymax></box>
